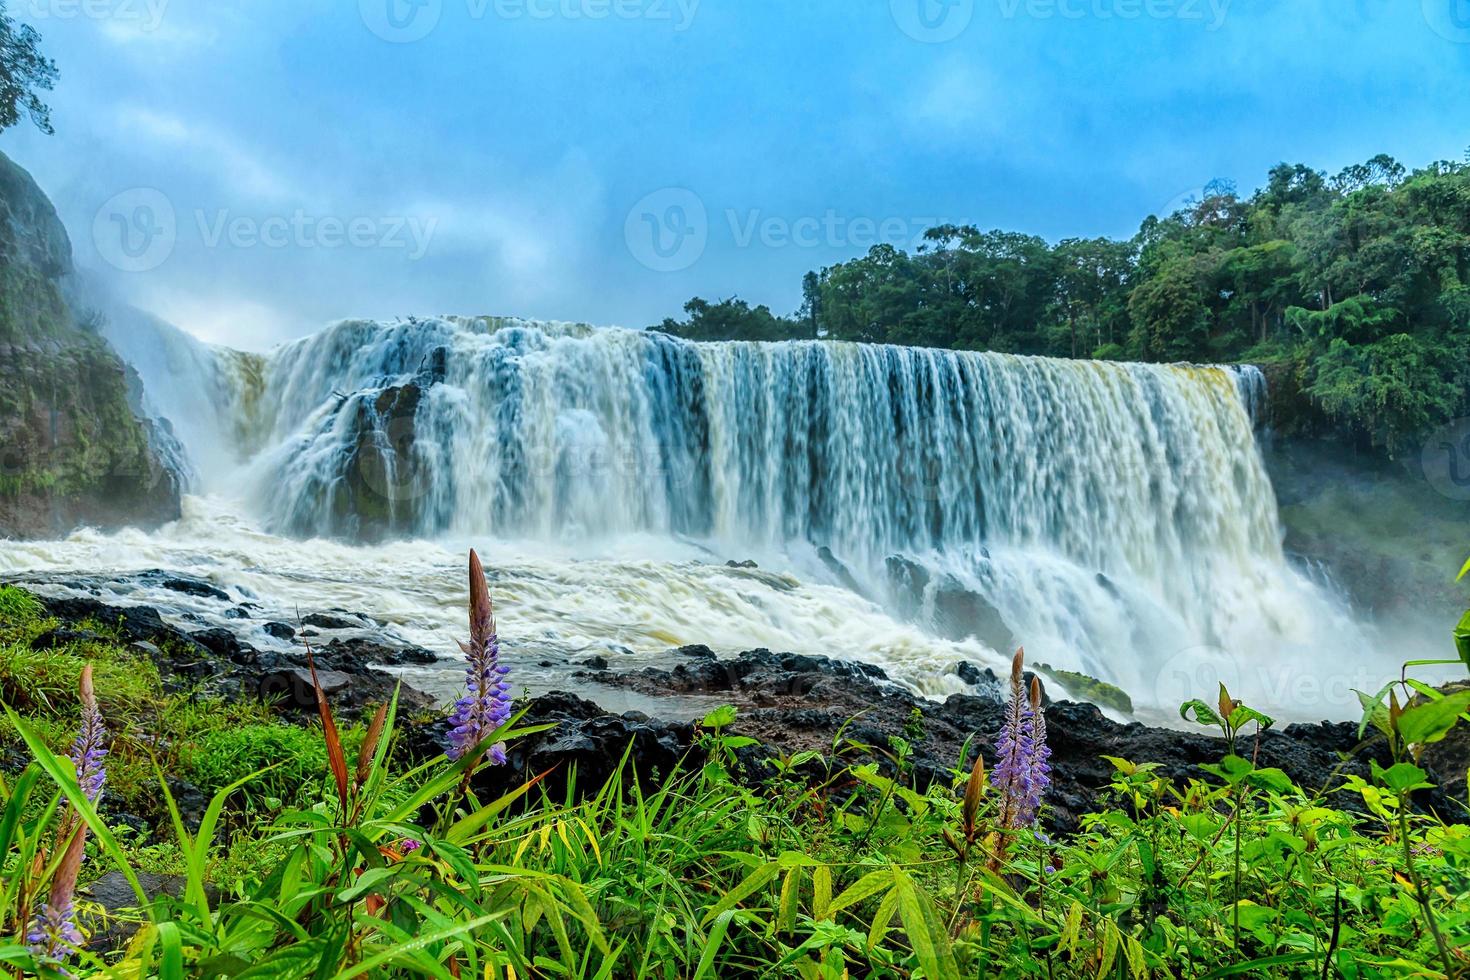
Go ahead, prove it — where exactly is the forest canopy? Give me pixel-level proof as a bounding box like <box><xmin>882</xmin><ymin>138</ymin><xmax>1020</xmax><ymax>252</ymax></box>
<box><xmin>652</xmin><ymin>153</ymin><xmax>1470</xmax><ymax>454</ymax></box>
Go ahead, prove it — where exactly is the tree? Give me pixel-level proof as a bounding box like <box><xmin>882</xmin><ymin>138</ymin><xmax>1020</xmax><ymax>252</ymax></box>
<box><xmin>798</xmin><ymin>271</ymin><xmax>822</xmax><ymax>339</ymax></box>
<box><xmin>0</xmin><ymin>3</ymin><xmax>57</xmax><ymax>135</ymax></box>
<box><xmin>653</xmin><ymin>297</ymin><xmax>800</xmax><ymax>343</ymax></box>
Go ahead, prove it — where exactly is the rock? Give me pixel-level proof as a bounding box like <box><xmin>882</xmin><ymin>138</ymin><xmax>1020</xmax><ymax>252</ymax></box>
<box><xmin>190</xmin><ymin>628</ymin><xmax>251</xmax><ymax>663</ymax></box>
<box><xmin>885</xmin><ymin>555</ymin><xmax>932</xmax><ymax>619</ymax></box>
<box><xmin>1035</xmin><ymin>663</ymin><xmax>1134</xmax><ymax>715</ymax></box>
<box><xmin>955</xmin><ymin>661</ymin><xmax>995</xmax><ymax>687</ymax></box>
<box><xmin>33</xmin><ymin>594</ymin><xmax>168</xmax><ymax>644</ymax></box>
<box><xmin>931</xmin><ymin>575</ymin><xmax>1016</xmax><ymax>653</ymax></box>
<box><xmin>156</xmin><ymin>576</ymin><xmax>230</xmax><ymax>601</ymax></box>
<box><xmin>318</xmin><ymin>635</ymin><xmax>436</xmax><ymax>666</ymax></box>
<box><xmin>301</xmin><ymin>612</ymin><xmax>361</xmax><ymax>630</ymax></box>
<box><xmin>580</xmin><ymin>655</ymin><xmax>610</xmax><ymax>671</ymax></box>
<box><xmin>29</xmin><ymin>627</ymin><xmax>109</xmax><ymax>651</ymax></box>
<box><xmin>725</xmin><ymin>559</ymin><xmax>759</xmax><ymax>569</ymax></box>
<box><xmin>262</xmin><ymin>622</ymin><xmax>296</xmax><ymax>640</ymax></box>
<box><xmin>0</xmin><ymin>151</ymin><xmax>181</xmax><ymax>538</ymax></box>
<box><xmin>258</xmin><ymin>667</ymin><xmax>352</xmax><ymax>708</ymax></box>
<box><xmin>164</xmin><ymin>778</ymin><xmax>208</xmax><ymax>833</ymax></box>
<box><xmin>84</xmin><ymin>871</ymin><xmax>214</xmax><ymax>950</ymax></box>
<box><xmin>565</xmin><ymin>647</ymin><xmax>1459</xmax><ymax>835</ymax></box>
<box><xmin>816</xmin><ymin>546</ymin><xmax>868</xmax><ymax>598</ymax></box>
<box><xmin>224</xmin><ymin>606</ymin><xmax>251</xmax><ymax>620</ymax></box>
<box><xmin>452</xmin><ymin>692</ymin><xmax>698</xmax><ymax>803</ymax></box>
<box><xmin>25</xmin><ymin>586</ymin><xmax>436</xmax><ymax>721</ymax></box>
<box><xmin>884</xmin><ymin>555</ymin><xmax>1017</xmax><ymax>653</ymax></box>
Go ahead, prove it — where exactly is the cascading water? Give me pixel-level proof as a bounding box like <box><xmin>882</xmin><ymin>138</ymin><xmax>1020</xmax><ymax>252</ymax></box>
<box><xmin>5</xmin><ymin>313</ymin><xmax>1377</xmax><ymax>720</ymax></box>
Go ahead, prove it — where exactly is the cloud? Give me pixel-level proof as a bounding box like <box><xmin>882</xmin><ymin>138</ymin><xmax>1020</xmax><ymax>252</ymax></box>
<box><xmin>114</xmin><ymin>105</ymin><xmax>296</xmax><ymax>202</ymax></box>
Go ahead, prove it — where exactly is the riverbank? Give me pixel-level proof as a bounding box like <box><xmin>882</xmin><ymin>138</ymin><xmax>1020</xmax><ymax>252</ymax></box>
<box><xmin>4</xmin><ymin>580</ymin><xmax>1462</xmax><ymax>836</ymax></box>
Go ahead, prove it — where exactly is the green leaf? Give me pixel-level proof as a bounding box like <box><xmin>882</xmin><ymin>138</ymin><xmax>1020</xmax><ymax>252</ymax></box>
<box><xmin>1455</xmin><ymin>609</ymin><xmax>1470</xmax><ymax>669</ymax></box>
<box><xmin>893</xmin><ymin>871</ymin><xmax>959</xmax><ymax>980</ymax></box>
<box><xmin>702</xmin><ymin>705</ymin><xmax>738</xmax><ymax>729</ymax></box>
<box><xmin>1201</xmin><ymin>754</ymin><xmax>1253</xmax><ymax>786</ymax></box>
<box><xmin>1372</xmin><ymin>761</ymin><xmax>1434</xmax><ymax>794</ymax></box>
<box><xmin>1396</xmin><ymin>690</ymin><xmax>1470</xmax><ymax>746</ymax></box>
<box><xmin>1230</xmin><ymin>900</ymin><xmax>1278</xmax><ymax>931</ymax></box>
<box><xmin>701</xmin><ymin>860</ymin><xmax>780</xmax><ymax>925</ymax></box>
<box><xmin>1244</xmin><ymin>767</ymin><xmax>1296</xmax><ymax>795</ymax></box>
<box><xmin>828</xmin><ymin>868</ymin><xmax>894</xmax><ymax>916</ymax></box>
<box><xmin>1180</xmin><ymin>699</ymin><xmax>1223</xmax><ymax>729</ymax></box>
<box><xmin>1227</xmin><ymin>703</ymin><xmax>1275</xmax><ymax>732</ymax></box>
<box><xmin>692</xmin><ymin>909</ymin><xmax>735</xmax><ymax>980</ymax></box>
<box><xmin>1355</xmin><ymin>687</ymin><xmax>1392</xmax><ymax>740</ymax></box>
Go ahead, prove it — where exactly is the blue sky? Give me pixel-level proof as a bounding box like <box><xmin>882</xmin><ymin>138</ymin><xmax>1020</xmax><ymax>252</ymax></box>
<box><xmin>2</xmin><ymin>0</ymin><xmax>1468</xmax><ymax>349</ymax></box>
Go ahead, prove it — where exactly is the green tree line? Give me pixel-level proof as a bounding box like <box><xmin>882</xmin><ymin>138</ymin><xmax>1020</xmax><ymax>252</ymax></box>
<box><xmin>653</xmin><ymin>153</ymin><xmax>1470</xmax><ymax>454</ymax></box>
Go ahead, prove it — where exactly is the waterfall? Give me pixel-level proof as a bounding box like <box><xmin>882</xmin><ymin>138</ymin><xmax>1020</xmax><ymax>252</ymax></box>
<box><xmin>107</xmin><ymin>314</ymin><xmax>1367</xmax><ymax>714</ymax></box>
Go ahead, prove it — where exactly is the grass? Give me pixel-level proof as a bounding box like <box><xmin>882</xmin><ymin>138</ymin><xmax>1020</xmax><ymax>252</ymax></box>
<box><xmin>0</xmin><ymin>579</ymin><xmax>1468</xmax><ymax>978</ymax></box>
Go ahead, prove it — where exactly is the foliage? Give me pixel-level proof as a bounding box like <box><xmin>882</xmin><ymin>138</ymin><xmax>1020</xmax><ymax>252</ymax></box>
<box><xmin>0</xmin><ymin>573</ymin><xmax>1468</xmax><ymax>976</ymax></box>
<box><xmin>655</xmin><ymin>296</ymin><xmax>804</xmax><ymax>343</ymax></box>
<box><xmin>179</xmin><ymin>723</ymin><xmax>331</xmax><ymax>803</ymax></box>
<box><xmin>651</xmin><ymin>153</ymin><xmax>1470</xmax><ymax>453</ymax></box>
<box><xmin>0</xmin><ymin>1</ymin><xmax>57</xmax><ymax>135</ymax></box>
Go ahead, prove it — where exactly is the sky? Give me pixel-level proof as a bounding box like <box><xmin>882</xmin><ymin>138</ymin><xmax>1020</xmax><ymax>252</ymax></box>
<box><xmin>1</xmin><ymin>0</ymin><xmax>1468</xmax><ymax>350</ymax></box>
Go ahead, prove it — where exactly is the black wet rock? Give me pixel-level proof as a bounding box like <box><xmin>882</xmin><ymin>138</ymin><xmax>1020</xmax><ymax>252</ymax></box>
<box><xmin>21</xmin><ymin>588</ymin><xmax>435</xmax><ymax>721</ymax></box>
<box><xmin>190</xmin><ymin>628</ymin><xmax>252</xmax><ymax>663</ymax></box>
<box><xmin>318</xmin><ymin>635</ymin><xmax>436</xmax><ymax>667</ymax></box>
<box><xmin>559</xmin><ymin>649</ymin><xmax>1462</xmax><ymax>835</ymax></box>
<box><xmin>33</xmin><ymin>594</ymin><xmax>168</xmax><ymax>644</ymax></box>
<box><xmin>462</xmin><ymin>692</ymin><xmax>698</xmax><ymax>803</ymax></box>
<box><xmin>84</xmin><ymin>872</ymin><xmax>213</xmax><ymax>951</ymax></box>
<box><xmin>580</xmin><ymin>655</ymin><xmax>610</xmax><ymax>671</ymax></box>
<box><xmin>262</xmin><ymin>621</ymin><xmax>296</xmax><ymax>640</ymax></box>
<box><xmin>164</xmin><ymin>778</ymin><xmax>208</xmax><ymax>833</ymax></box>
<box><xmin>955</xmin><ymin>660</ymin><xmax>996</xmax><ymax>687</ymax></box>
<box><xmin>157</xmin><ymin>576</ymin><xmax>230</xmax><ymax>602</ymax></box>
<box><xmin>301</xmin><ymin>611</ymin><xmax>364</xmax><ymax>630</ymax></box>
<box><xmin>29</xmin><ymin>626</ymin><xmax>110</xmax><ymax>651</ymax></box>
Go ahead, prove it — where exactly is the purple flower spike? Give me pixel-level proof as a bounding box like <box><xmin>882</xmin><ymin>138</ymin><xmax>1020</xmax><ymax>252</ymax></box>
<box><xmin>29</xmin><ymin>824</ymin><xmax>86</xmax><ymax>968</ymax></box>
<box><xmin>399</xmin><ymin>838</ymin><xmax>422</xmax><ymax>853</ymax></box>
<box><xmin>993</xmin><ymin>649</ymin><xmax>1049</xmax><ymax>829</ymax></box>
<box><xmin>69</xmin><ymin>665</ymin><xmax>106</xmax><ymax>805</ymax></box>
<box><xmin>445</xmin><ymin>550</ymin><xmax>512</xmax><ymax>765</ymax></box>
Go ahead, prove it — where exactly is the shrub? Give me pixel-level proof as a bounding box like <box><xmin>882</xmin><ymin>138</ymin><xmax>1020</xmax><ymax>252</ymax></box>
<box><xmin>180</xmin><ymin>723</ymin><xmax>329</xmax><ymax>803</ymax></box>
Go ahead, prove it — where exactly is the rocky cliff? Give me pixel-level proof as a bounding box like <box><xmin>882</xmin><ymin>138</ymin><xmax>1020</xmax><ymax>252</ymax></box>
<box><xmin>0</xmin><ymin>150</ymin><xmax>179</xmax><ymax>537</ymax></box>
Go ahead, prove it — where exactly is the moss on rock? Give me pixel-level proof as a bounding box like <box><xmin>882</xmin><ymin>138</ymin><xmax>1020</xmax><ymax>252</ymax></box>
<box><xmin>0</xmin><ymin>151</ymin><xmax>179</xmax><ymax>536</ymax></box>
